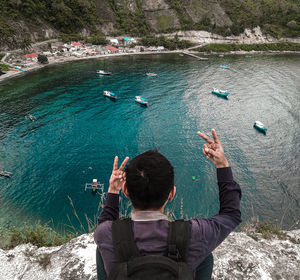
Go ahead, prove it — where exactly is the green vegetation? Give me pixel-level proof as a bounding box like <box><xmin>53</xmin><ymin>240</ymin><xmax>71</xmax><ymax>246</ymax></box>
<box><xmin>254</xmin><ymin>221</ymin><xmax>287</xmax><ymax>240</ymax></box>
<box><xmin>60</xmin><ymin>33</ymin><xmax>85</xmax><ymax>43</ymax></box>
<box><xmin>108</xmin><ymin>0</ymin><xmax>152</xmax><ymax>36</ymax></box>
<box><xmin>157</xmin><ymin>15</ymin><xmax>175</xmax><ymax>33</ymax></box>
<box><xmin>243</xmin><ymin>218</ymin><xmax>299</xmax><ymax>244</ymax></box>
<box><xmin>219</xmin><ymin>0</ymin><xmax>300</xmax><ymax>38</ymax></box>
<box><xmin>86</xmin><ymin>34</ymin><xmax>107</xmax><ymax>45</ymax></box>
<box><xmin>1</xmin><ymin>0</ymin><xmax>300</xmax><ymax>49</ymax></box>
<box><xmin>166</xmin><ymin>0</ymin><xmax>300</xmax><ymax>37</ymax></box>
<box><xmin>2</xmin><ymin>222</ymin><xmax>75</xmax><ymax>250</ymax></box>
<box><xmin>37</xmin><ymin>54</ymin><xmax>48</xmax><ymax>64</ymax></box>
<box><xmin>0</xmin><ymin>63</ymin><xmax>10</xmax><ymax>72</ymax></box>
<box><xmin>0</xmin><ymin>0</ymin><xmax>102</xmax><ymax>49</ymax></box>
<box><xmin>196</xmin><ymin>42</ymin><xmax>300</xmax><ymax>52</ymax></box>
<box><xmin>166</xmin><ymin>0</ymin><xmax>192</xmax><ymax>30</ymax></box>
<box><xmin>140</xmin><ymin>35</ymin><xmax>194</xmax><ymax>50</ymax></box>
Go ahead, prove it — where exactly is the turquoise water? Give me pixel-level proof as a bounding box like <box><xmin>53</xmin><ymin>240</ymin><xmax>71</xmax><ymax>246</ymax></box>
<box><xmin>0</xmin><ymin>53</ymin><xmax>299</xmax><ymax>232</ymax></box>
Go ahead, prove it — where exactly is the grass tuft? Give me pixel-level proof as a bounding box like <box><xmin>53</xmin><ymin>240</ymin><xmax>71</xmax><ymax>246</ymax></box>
<box><xmin>2</xmin><ymin>221</ymin><xmax>75</xmax><ymax>250</ymax></box>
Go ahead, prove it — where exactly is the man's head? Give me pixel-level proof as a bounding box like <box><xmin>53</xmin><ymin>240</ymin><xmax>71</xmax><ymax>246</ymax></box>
<box><xmin>123</xmin><ymin>150</ymin><xmax>175</xmax><ymax>210</ymax></box>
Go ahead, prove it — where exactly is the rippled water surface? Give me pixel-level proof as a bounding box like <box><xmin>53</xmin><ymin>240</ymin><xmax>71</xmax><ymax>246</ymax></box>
<box><xmin>0</xmin><ymin>54</ymin><xmax>299</xmax><ymax>231</ymax></box>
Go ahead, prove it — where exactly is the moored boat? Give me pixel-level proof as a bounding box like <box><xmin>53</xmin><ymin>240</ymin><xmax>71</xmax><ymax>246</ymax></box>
<box><xmin>220</xmin><ymin>64</ymin><xmax>229</xmax><ymax>69</ymax></box>
<box><xmin>253</xmin><ymin>121</ymin><xmax>267</xmax><ymax>133</ymax></box>
<box><xmin>97</xmin><ymin>70</ymin><xmax>112</xmax><ymax>75</ymax></box>
<box><xmin>211</xmin><ymin>88</ymin><xmax>230</xmax><ymax>98</ymax></box>
<box><xmin>146</xmin><ymin>73</ymin><xmax>157</xmax><ymax>77</ymax></box>
<box><xmin>135</xmin><ymin>96</ymin><xmax>148</xmax><ymax>106</ymax></box>
<box><xmin>103</xmin><ymin>91</ymin><xmax>117</xmax><ymax>100</ymax></box>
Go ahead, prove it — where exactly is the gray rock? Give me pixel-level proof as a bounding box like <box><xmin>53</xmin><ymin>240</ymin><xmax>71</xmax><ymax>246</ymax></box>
<box><xmin>0</xmin><ymin>230</ymin><xmax>299</xmax><ymax>280</ymax></box>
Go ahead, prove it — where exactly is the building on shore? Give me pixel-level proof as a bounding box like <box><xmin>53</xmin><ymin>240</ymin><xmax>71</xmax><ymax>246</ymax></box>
<box><xmin>106</xmin><ymin>46</ymin><xmax>119</xmax><ymax>54</ymax></box>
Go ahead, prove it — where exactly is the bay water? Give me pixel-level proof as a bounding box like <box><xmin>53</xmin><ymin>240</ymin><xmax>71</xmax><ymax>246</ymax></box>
<box><xmin>0</xmin><ymin>53</ymin><xmax>299</xmax><ymax>232</ymax></box>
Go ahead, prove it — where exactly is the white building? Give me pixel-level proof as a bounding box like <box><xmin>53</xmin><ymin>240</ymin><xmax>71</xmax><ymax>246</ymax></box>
<box><xmin>109</xmin><ymin>39</ymin><xmax>119</xmax><ymax>46</ymax></box>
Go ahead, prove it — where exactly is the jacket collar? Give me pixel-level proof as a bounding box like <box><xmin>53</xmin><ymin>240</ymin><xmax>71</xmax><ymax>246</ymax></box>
<box><xmin>131</xmin><ymin>210</ymin><xmax>168</xmax><ymax>221</ymax></box>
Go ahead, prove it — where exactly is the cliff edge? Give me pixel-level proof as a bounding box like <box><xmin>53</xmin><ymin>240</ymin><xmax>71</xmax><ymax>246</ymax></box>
<box><xmin>1</xmin><ymin>230</ymin><xmax>299</xmax><ymax>280</ymax></box>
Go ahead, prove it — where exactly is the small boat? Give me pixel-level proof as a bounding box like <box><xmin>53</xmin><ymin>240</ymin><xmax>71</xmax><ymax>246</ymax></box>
<box><xmin>254</xmin><ymin>121</ymin><xmax>267</xmax><ymax>133</ymax></box>
<box><xmin>103</xmin><ymin>91</ymin><xmax>117</xmax><ymax>100</ymax></box>
<box><xmin>25</xmin><ymin>114</ymin><xmax>36</xmax><ymax>121</ymax></box>
<box><xmin>97</xmin><ymin>70</ymin><xmax>112</xmax><ymax>75</ymax></box>
<box><xmin>211</xmin><ymin>88</ymin><xmax>230</xmax><ymax>98</ymax></box>
<box><xmin>146</xmin><ymin>73</ymin><xmax>157</xmax><ymax>77</ymax></box>
<box><xmin>135</xmin><ymin>96</ymin><xmax>148</xmax><ymax>106</ymax></box>
<box><xmin>0</xmin><ymin>171</ymin><xmax>11</xmax><ymax>178</ymax></box>
<box><xmin>220</xmin><ymin>64</ymin><xmax>229</xmax><ymax>69</ymax></box>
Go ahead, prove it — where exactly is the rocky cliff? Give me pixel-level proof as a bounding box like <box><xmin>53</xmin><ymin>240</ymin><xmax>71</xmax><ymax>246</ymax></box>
<box><xmin>1</xmin><ymin>0</ymin><xmax>300</xmax><ymax>50</ymax></box>
<box><xmin>1</xmin><ymin>230</ymin><xmax>299</xmax><ymax>280</ymax></box>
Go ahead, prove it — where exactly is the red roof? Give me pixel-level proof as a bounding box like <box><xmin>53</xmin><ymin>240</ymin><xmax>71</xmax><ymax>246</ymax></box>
<box><xmin>107</xmin><ymin>46</ymin><xmax>119</xmax><ymax>51</ymax></box>
<box><xmin>24</xmin><ymin>52</ymin><xmax>37</xmax><ymax>58</ymax></box>
<box><xmin>71</xmin><ymin>42</ymin><xmax>82</xmax><ymax>46</ymax></box>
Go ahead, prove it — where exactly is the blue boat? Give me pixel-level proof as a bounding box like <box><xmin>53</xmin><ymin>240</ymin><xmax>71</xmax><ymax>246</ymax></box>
<box><xmin>135</xmin><ymin>96</ymin><xmax>148</xmax><ymax>106</ymax></box>
<box><xmin>254</xmin><ymin>121</ymin><xmax>267</xmax><ymax>133</ymax></box>
<box><xmin>103</xmin><ymin>91</ymin><xmax>117</xmax><ymax>100</ymax></box>
<box><xmin>220</xmin><ymin>64</ymin><xmax>229</xmax><ymax>69</ymax></box>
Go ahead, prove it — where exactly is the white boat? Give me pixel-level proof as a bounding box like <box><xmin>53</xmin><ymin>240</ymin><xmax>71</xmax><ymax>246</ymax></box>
<box><xmin>254</xmin><ymin>121</ymin><xmax>267</xmax><ymax>133</ymax></box>
<box><xmin>135</xmin><ymin>96</ymin><xmax>148</xmax><ymax>106</ymax></box>
<box><xmin>97</xmin><ymin>70</ymin><xmax>112</xmax><ymax>75</ymax></box>
<box><xmin>146</xmin><ymin>73</ymin><xmax>157</xmax><ymax>77</ymax></box>
<box><xmin>211</xmin><ymin>88</ymin><xmax>230</xmax><ymax>98</ymax></box>
<box><xmin>103</xmin><ymin>91</ymin><xmax>117</xmax><ymax>100</ymax></box>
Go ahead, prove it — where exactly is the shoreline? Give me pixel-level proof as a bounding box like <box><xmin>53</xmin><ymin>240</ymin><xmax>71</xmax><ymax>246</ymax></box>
<box><xmin>0</xmin><ymin>50</ymin><xmax>183</xmax><ymax>83</ymax></box>
<box><xmin>1</xmin><ymin>49</ymin><xmax>300</xmax><ymax>83</ymax></box>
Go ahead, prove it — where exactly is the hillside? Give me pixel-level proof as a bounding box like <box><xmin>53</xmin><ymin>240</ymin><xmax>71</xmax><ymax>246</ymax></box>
<box><xmin>0</xmin><ymin>0</ymin><xmax>300</xmax><ymax>49</ymax></box>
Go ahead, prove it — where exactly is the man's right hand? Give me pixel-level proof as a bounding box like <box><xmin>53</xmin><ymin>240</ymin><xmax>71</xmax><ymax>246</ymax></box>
<box><xmin>197</xmin><ymin>129</ymin><xmax>229</xmax><ymax>168</ymax></box>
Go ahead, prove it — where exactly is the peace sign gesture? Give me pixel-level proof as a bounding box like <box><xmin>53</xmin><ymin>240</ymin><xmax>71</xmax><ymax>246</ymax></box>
<box><xmin>108</xmin><ymin>156</ymin><xmax>129</xmax><ymax>194</ymax></box>
<box><xmin>197</xmin><ymin>129</ymin><xmax>229</xmax><ymax>168</ymax></box>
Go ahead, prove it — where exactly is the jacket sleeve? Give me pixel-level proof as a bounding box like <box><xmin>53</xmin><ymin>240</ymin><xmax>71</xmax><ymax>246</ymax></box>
<box><xmin>192</xmin><ymin>167</ymin><xmax>242</xmax><ymax>255</ymax></box>
<box><xmin>97</xmin><ymin>193</ymin><xmax>120</xmax><ymax>224</ymax></box>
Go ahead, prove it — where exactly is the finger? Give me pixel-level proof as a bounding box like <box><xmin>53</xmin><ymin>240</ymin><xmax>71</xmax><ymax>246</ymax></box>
<box><xmin>206</xmin><ymin>148</ymin><xmax>217</xmax><ymax>157</ymax></box>
<box><xmin>211</xmin><ymin>129</ymin><xmax>220</xmax><ymax>144</ymax></box>
<box><xmin>197</xmin><ymin>131</ymin><xmax>213</xmax><ymax>144</ymax></box>
<box><xmin>119</xmin><ymin>156</ymin><xmax>129</xmax><ymax>171</ymax></box>
<box><xmin>113</xmin><ymin>156</ymin><xmax>118</xmax><ymax>171</ymax></box>
<box><xmin>203</xmin><ymin>144</ymin><xmax>209</xmax><ymax>156</ymax></box>
<box><xmin>202</xmin><ymin>148</ymin><xmax>209</xmax><ymax>158</ymax></box>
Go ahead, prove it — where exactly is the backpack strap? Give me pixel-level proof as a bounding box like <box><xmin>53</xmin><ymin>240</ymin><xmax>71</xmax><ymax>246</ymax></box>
<box><xmin>112</xmin><ymin>218</ymin><xmax>141</xmax><ymax>262</ymax></box>
<box><xmin>167</xmin><ymin>220</ymin><xmax>191</xmax><ymax>262</ymax></box>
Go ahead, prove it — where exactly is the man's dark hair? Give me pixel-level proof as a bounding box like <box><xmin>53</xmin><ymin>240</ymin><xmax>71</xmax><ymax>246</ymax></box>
<box><xmin>125</xmin><ymin>150</ymin><xmax>174</xmax><ymax>210</ymax></box>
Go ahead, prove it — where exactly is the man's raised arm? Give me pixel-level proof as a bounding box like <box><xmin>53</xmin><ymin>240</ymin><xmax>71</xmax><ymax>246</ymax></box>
<box><xmin>97</xmin><ymin>156</ymin><xmax>129</xmax><ymax>224</ymax></box>
<box><xmin>195</xmin><ymin>129</ymin><xmax>242</xmax><ymax>253</ymax></box>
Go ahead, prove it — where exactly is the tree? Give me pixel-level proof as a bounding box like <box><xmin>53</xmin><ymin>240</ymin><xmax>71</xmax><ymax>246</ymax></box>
<box><xmin>37</xmin><ymin>54</ymin><xmax>48</xmax><ymax>64</ymax></box>
<box><xmin>20</xmin><ymin>36</ymin><xmax>32</xmax><ymax>51</ymax></box>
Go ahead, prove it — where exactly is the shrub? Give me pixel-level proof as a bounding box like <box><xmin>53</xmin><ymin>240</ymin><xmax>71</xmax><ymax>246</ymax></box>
<box><xmin>195</xmin><ymin>42</ymin><xmax>300</xmax><ymax>52</ymax></box>
<box><xmin>140</xmin><ymin>35</ymin><xmax>194</xmax><ymax>50</ymax></box>
<box><xmin>86</xmin><ymin>35</ymin><xmax>107</xmax><ymax>45</ymax></box>
<box><xmin>0</xmin><ymin>63</ymin><xmax>10</xmax><ymax>72</ymax></box>
<box><xmin>3</xmin><ymin>222</ymin><xmax>74</xmax><ymax>250</ymax></box>
<box><xmin>37</xmin><ymin>54</ymin><xmax>48</xmax><ymax>64</ymax></box>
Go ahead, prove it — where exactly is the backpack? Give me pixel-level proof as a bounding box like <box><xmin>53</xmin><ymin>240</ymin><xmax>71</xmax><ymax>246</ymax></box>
<box><xmin>108</xmin><ymin>218</ymin><xmax>194</xmax><ymax>280</ymax></box>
